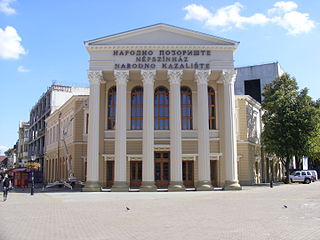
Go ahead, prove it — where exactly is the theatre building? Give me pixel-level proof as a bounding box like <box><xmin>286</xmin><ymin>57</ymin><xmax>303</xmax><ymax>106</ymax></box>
<box><xmin>45</xmin><ymin>24</ymin><xmax>265</xmax><ymax>191</ymax></box>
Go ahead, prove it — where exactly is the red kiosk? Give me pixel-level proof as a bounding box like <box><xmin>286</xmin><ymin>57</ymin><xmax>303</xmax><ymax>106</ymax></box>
<box><xmin>10</xmin><ymin>168</ymin><xmax>30</xmax><ymax>187</ymax></box>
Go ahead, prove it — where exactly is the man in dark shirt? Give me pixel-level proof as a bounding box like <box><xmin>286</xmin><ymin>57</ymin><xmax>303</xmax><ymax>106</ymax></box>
<box><xmin>2</xmin><ymin>173</ymin><xmax>12</xmax><ymax>201</ymax></box>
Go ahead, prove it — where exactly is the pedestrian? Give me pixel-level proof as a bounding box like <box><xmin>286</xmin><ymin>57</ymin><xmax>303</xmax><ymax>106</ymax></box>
<box><xmin>2</xmin><ymin>173</ymin><xmax>12</xmax><ymax>201</ymax></box>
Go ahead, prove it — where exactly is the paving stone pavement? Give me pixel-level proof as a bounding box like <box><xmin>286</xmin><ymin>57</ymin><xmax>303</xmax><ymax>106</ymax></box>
<box><xmin>1</xmin><ymin>182</ymin><xmax>320</xmax><ymax>240</ymax></box>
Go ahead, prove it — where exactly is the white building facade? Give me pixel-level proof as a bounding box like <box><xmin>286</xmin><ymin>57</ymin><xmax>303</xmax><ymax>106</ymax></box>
<box><xmin>83</xmin><ymin>24</ymin><xmax>246</xmax><ymax>192</ymax></box>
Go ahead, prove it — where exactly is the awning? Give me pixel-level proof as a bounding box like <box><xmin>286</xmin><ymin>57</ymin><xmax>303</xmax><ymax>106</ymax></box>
<box><xmin>9</xmin><ymin>168</ymin><xmax>29</xmax><ymax>173</ymax></box>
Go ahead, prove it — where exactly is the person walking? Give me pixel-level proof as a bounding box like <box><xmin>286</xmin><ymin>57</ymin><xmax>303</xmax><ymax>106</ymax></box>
<box><xmin>2</xmin><ymin>174</ymin><xmax>12</xmax><ymax>201</ymax></box>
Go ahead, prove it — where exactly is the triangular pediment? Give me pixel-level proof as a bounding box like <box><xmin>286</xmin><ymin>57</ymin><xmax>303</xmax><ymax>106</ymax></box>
<box><xmin>85</xmin><ymin>23</ymin><xmax>238</xmax><ymax>47</ymax></box>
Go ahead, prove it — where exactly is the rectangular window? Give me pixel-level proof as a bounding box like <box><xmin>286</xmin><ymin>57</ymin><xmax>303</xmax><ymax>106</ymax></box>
<box><xmin>244</xmin><ymin>79</ymin><xmax>261</xmax><ymax>103</ymax></box>
<box><xmin>86</xmin><ymin>113</ymin><xmax>89</xmax><ymax>134</ymax></box>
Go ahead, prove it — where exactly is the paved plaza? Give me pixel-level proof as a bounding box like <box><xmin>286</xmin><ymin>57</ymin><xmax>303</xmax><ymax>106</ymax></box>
<box><xmin>1</xmin><ymin>182</ymin><xmax>320</xmax><ymax>240</ymax></box>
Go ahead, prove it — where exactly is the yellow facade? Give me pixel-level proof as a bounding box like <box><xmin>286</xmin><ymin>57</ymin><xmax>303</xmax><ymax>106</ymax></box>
<box><xmin>44</xmin><ymin>96</ymin><xmax>88</xmax><ymax>183</ymax></box>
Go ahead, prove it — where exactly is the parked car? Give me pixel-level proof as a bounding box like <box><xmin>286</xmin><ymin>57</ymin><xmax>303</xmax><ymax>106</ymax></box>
<box><xmin>289</xmin><ymin>170</ymin><xmax>313</xmax><ymax>184</ymax></box>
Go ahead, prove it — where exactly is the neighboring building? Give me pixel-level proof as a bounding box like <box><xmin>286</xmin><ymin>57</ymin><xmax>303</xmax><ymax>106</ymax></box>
<box><xmin>28</xmin><ymin>84</ymin><xmax>89</xmax><ymax>181</ymax></box>
<box><xmin>44</xmin><ymin>95</ymin><xmax>89</xmax><ymax>183</ymax></box>
<box><xmin>17</xmin><ymin>121</ymin><xmax>30</xmax><ymax>167</ymax></box>
<box><xmin>235</xmin><ymin>62</ymin><xmax>284</xmax><ymax>103</ymax></box>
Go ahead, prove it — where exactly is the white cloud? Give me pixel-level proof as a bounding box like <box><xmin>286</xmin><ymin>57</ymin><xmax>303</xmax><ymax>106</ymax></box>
<box><xmin>0</xmin><ymin>0</ymin><xmax>16</xmax><ymax>15</ymax></box>
<box><xmin>18</xmin><ymin>65</ymin><xmax>30</xmax><ymax>72</ymax></box>
<box><xmin>273</xmin><ymin>11</ymin><xmax>315</xmax><ymax>35</ymax></box>
<box><xmin>268</xmin><ymin>1</ymin><xmax>298</xmax><ymax>14</ymax></box>
<box><xmin>183</xmin><ymin>1</ymin><xmax>315</xmax><ymax>35</ymax></box>
<box><xmin>0</xmin><ymin>145</ymin><xmax>9</xmax><ymax>155</ymax></box>
<box><xmin>184</xmin><ymin>4</ymin><xmax>212</xmax><ymax>21</ymax></box>
<box><xmin>0</xmin><ymin>26</ymin><xmax>26</xmax><ymax>59</ymax></box>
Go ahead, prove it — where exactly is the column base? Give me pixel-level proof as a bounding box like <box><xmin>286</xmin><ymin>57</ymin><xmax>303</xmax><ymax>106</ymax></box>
<box><xmin>111</xmin><ymin>181</ymin><xmax>129</xmax><ymax>192</ymax></box>
<box><xmin>196</xmin><ymin>180</ymin><xmax>214</xmax><ymax>191</ymax></box>
<box><xmin>82</xmin><ymin>181</ymin><xmax>101</xmax><ymax>192</ymax></box>
<box><xmin>140</xmin><ymin>181</ymin><xmax>157</xmax><ymax>192</ymax></box>
<box><xmin>168</xmin><ymin>181</ymin><xmax>186</xmax><ymax>191</ymax></box>
<box><xmin>223</xmin><ymin>180</ymin><xmax>242</xmax><ymax>190</ymax></box>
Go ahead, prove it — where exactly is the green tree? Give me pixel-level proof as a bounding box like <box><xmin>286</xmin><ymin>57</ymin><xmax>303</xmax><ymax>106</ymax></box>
<box><xmin>4</xmin><ymin>148</ymin><xmax>13</xmax><ymax>157</ymax></box>
<box><xmin>308</xmin><ymin>100</ymin><xmax>320</xmax><ymax>162</ymax></box>
<box><xmin>262</xmin><ymin>73</ymin><xmax>318</xmax><ymax>183</ymax></box>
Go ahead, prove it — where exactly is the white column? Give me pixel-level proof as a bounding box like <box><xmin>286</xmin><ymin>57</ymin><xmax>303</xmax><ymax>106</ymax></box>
<box><xmin>83</xmin><ymin>71</ymin><xmax>102</xmax><ymax>192</ymax></box>
<box><xmin>222</xmin><ymin>70</ymin><xmax>241</xmax><ymax>190</ymax></box>
<box><xmin>168</xmin><ymin>70</ymin><xmax>185</xmax><ymax>191</ymax></box>
<box><xmin>140</xmin><ymin>70</ymin><xmax>157</xmax><ymax>191</ymax></box>
<box><xmin>195</xmin><ymin>70</ymin><xmax>214</xmax><ymax>191</ymax></box>
<box><xmin>111</xmin><ymin>70</ymin><xmax>129</xmax><ymax>192</ymax></box>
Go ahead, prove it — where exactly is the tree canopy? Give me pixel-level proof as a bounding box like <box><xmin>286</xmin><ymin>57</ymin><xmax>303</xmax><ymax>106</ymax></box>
<box><xmin>262</xmin><ymin>73</ymin><xmax>319</xmax><ymax>182</ymax></box>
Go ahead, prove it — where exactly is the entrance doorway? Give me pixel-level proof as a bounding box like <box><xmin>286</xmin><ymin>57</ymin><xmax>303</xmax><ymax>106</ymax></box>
<box><xmin>106</xmin><ymin>161</ymin><xmax>114</xmax><ymax>187</ymax></box>
<box><xmin>183</xmin><ymin>161</ymin><xmax>194</xmax><ymax>187</ymax></box>
<box><xmin>154</xmin><ymin>152</ymin><xmax>170</xmax><ymax>188</ymax></box>
<box><xmin>210</xmin><ymin>160</ymin><xmax>218</xmax><ymax>187</ymax></box>
<box><xmin>130</xmin><ymin>161</ymin><xmax>142</xmax><ymax>187</ymax></box>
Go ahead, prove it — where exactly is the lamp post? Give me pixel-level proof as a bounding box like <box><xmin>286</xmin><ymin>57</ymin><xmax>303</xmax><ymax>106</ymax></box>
<box><xmin>30</xmin><ymin>155</ymin><xmax>36</xmax><ymax>195</ymax></box>
<box><xmin>269</xmin><ymin>154</ymin><xmax>273</xmax><ymax>188</ymax></box>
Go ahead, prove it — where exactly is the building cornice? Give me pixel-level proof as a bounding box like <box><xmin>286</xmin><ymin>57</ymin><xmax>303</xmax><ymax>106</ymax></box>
<box><xmin>86</xmin><ymin>45</ymin><xmax>237</xmax><ymax>52</ymax></box>
<box><xmin>235</xmin><ymin>95</ymin><xmax>261</xmax><ymax>109</ymax></box>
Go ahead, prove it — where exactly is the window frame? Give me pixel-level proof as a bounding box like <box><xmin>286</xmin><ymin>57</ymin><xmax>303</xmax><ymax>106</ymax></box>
<box><xmin>107</xmin><ymin>86</ymin><xmax>117</xmax><ymax>130</ymax></box>
<box><xmin>131</xmin><ymin>86</ymin><xmax>144</xmax><ymax>130</ymax></box>
<box><xmin>208</xmin><ymin>86</ymin><xmax>216</xmax><ymax>130</ymax></box>
<box><xmin>154</xmin><ymin>86</ymin><xmax>169</xmax><ymax>130</ymax></box>
<box><xmin>181</xmin><ymin>86</ymin><xmax>193</xmax><ymax>130</ymax></box>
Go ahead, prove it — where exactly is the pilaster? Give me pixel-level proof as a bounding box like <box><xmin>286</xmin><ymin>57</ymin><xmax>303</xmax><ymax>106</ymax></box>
<box><xmin>222</xmin><ymin>69</ymin><xmax>241</xmax><ymax>190</ymax></box>
<box><xmin>168</xmin><ymin>70</ymin><xmax>185</xmax><ymax>191</ymax></box>
<box><xmin>83</xmin><ymin>70</ymin><xmax>103</xmax><ymax>192</ymax></box>
<box><xmin>195</xmin><ymin>70</ymin><xmax>214</xmax><ymax>191</ymax></box>
<box><xmin>112</xmin><ymin>70</ymin><xmax>130</xmax><ymax>192</ymax></box>
<box><xmin>140</xmin><ymin>70</ymin><xmax>157</xmax><ymax>192</ymax></box>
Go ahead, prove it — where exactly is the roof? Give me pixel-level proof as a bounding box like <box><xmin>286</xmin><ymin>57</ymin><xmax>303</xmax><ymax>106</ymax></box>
<box><xmin>85</xmin><ymin>23</ymin><xmax>239</xmax><ymax>47</ymax></box>
<box><xmin>0</xmin><ymin>156</ymin><xmax>8</xmax><ymax>162</ymax></box>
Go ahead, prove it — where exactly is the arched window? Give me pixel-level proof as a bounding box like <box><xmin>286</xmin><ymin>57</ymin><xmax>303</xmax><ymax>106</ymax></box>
<box><xmin>154</xmin><ymin>87</ymin><xmax>169</xmax><ymax>130</ymax></box>
<box><xmin>181</xmin><ymin>86</ymin><xmax>193</xmax><ymax>130</ymax></box>
<box><xmin>107</xmin><ymin>86</ymin><xmax>116</xmax><ymax>130</ymax></box>
<box><xmin>208</xmin><ymin>87</ymin><xmax>216</xmax><ymax>129</ymax></box>
<box><xmin>131</xmin><ymin>86</ymin><xmax>143</xmax><ymax>130</ymax></box>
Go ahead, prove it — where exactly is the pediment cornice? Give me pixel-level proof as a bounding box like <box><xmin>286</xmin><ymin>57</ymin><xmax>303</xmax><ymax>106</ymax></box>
<box><xmin>86</xmin><ymin>44</ymin><xmax>237</xmax><ymax>51</ymax></box>
<box><xmin>85</xmin><ymin>24</ymin><xmax>238</xmax><ymax>50</ymax></box>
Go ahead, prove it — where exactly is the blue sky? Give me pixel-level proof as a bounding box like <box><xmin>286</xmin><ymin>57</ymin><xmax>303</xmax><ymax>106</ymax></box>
<box><xmin>0</xmin><ymin>0</ymin><xmax>319</xmax><ymax>152</ymax></box>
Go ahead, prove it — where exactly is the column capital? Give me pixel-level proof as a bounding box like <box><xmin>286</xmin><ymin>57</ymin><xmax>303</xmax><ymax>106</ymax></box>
<box><xmin>168</xmin><ymin>70</ymin><xmax>183</xmax><ymax>85</ymax></box>
<box><xmin>195</xmin><ymin>70</ymin><xmax>211</xmax><ymax>85</ymax></box>
<box><xmin>114</xmin><ymin>70</ymin><xmax>129</xmax><ymax>86</ymax></box>
<box><xmin>88</xmin><ymin>71</ymin><xmax>103</xmax><ymax>85</ymax></box>
<box><xmin>141</xmin><ymin>70</ymin><xmax>156</xmax><ymax>85</ymax></box>
<box><xmin>222</xmin><ymin>69</ymin><xmax>237</xmax><ymax>85</ymax></box>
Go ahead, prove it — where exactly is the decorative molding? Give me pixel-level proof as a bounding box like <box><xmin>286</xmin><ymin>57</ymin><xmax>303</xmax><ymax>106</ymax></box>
<box><xmin>88</xmin><ymin>71</ymin><xmax>103</xmax><ymax>85</ymax></box>
<box><xmin>222</xmin><ymin>69</ymin><xmax>237</xmax><ymax>85</ymax></box>
<box><xmin>141</xmin><ymin>70</ymin><xmax>156</xmax><ymax>85</ymax></box>
<box><xmin>195</xmin><ymin>70</ymin><xmax>211</xmax><ymax>85</ymax></box>
<box><xmin>209</xmin><ymin>153</ymin><xmax>222</xmax><ymax>161</ymax></box>
<box><xmin>86</xmin><ymin>45</ymin><xmax>237</xmax><ymax>51</ymax></box>
<box><xmin>102</xmin><ymin>154</ymin><xmax>115</xmax><ymax>161</ymax></box>
<box><xmin>182</xmin><ymin>154</ymin><xmax>197</xmax><ymax>161</ymax></box>
<box><xmin>167</xmin><ymin>70</ymin><xmax>183</xmax><ymax>85</ymax></box>
<box><xmin>114</xmin><ymin>70</ymin><xmax>129</xmax><ymax>86</ymax></box>
<box><xmin>127</xmin><ymin>155</ymin><xmax>142</xmax><ymax>161</ymax></box>
<box><xmin>154</xmin><ymin>144</ymin><xmax>170</xmax><ymax>151</ymax></box>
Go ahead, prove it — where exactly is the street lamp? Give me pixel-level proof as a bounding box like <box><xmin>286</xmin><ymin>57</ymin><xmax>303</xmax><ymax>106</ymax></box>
<box><xmin>268</xmin><ymin>154</ymin><xmax>274</xmax><ymax>188</ymax></box>
<box><xmin>30</xmin><ymin>155</ymin><xmax>36</xmax><ymax>195</ymax></box>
